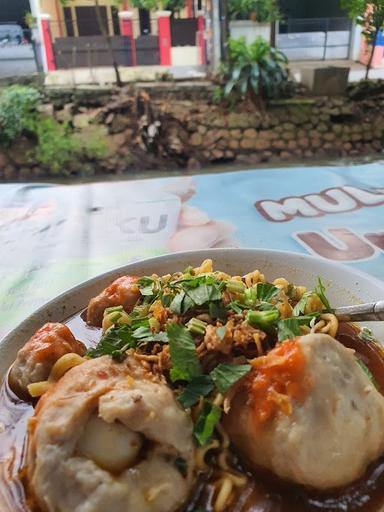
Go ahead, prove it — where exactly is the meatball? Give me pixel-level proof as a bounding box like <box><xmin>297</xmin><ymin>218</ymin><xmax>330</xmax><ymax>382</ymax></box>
<box><xmin>9</xmin><ymin>323</ymin><xmax>86</xmax><ymax>398</ymax></box>
<box><xmin>86</xmin><ymin>275</ymin><xmax>140</xmax><ymax>326</ymax></box>
<box><xmin>27</xmin><ymin>356</ymin><xmax>195</xmax><ymax>512</ymax></box>
<box><xmin>224</xmin><ymin>333</ymin><xmax>384</xmax><ymax>490</ymax></box>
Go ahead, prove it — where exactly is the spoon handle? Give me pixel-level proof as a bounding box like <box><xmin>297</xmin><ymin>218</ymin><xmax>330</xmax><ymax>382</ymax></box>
<box><xmin>334</xmin><ymin>300</ymin><xmax>384</xmax><ymax>322</ymax></box>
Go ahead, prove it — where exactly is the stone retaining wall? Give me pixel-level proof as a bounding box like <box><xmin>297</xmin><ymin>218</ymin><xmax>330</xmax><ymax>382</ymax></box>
<box><xmin>1</xmin><ymin>85</ymin><xmax>383</xmax><ymax>180</ymax></box>
<box><xmin>159</xmin><ymin>96</ymin><xmax>384</xmax><ymax>166</ymax></box>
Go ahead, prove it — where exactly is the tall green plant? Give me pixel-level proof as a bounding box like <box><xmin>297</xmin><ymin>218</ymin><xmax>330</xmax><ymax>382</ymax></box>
<box><xmin>341</xmin><ymin>0</ymin><xmax>384</xmax><ymax>78</ymax></box>
<box><xmin>219</xmin><ymin>37</ymin><xmax>288</xmax><ymax>106</ymax></box>
<box><xmin>229</xmin><ymin>0</ymin><xmax>280</xmax><ymax>22</ymax></box>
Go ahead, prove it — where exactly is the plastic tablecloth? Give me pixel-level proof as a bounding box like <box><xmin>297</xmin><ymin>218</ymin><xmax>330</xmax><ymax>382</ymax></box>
<box><xmin>1</xmin><ymin>161</ymin><xmax>384</xmax><ymax>337</ymax></box>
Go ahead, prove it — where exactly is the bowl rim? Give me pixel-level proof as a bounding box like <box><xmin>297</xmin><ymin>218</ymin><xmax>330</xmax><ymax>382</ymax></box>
<box><xmin>3</xmin><ymin>247</ymin><xmax>384</xmax><ymax>337</ymax></box>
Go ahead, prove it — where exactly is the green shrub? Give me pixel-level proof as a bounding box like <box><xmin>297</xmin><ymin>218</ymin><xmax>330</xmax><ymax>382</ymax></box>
<box><xmin>31</xmin><ymin>119</ymin><xmax>81</xmax><ymax>173</ymax></box>
<box><xmin>0</xmin><ymin>85</ymin><xmax>108</xmax><ymax>174</ymax></box>
<box><xmin>218</xmin><ymin>37</ymin><xmax>289</xmax><ymax>105</ymax></box>
<box><xmin>0</xmin><ymin>85</ymin><xmax>41</xmax><ymax>145</ymax></box>
<box><xmin>347</xmin><ymin>79</ymin><xmax>384</xmax><ymax>100</ymax></box>
<box><xmin>31</xmin><ymin>119</ymin><xmax>108</xmax><ymax>174</ymax></box>
<box><xmin>228</xmin><ymin>0</ymin><xmax>280</xmax><ymax>22</ymax></box>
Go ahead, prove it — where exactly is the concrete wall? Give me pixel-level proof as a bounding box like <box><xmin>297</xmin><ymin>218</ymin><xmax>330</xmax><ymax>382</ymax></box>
<box><xmin>171</xmin><ymin>46</ymin><xmax>199</xmax><ymax>65</ymax></box>
<box><xmin>229</xmin><ymin>21</ymin><xmax>271</xmax><ymax>44</ymax></box>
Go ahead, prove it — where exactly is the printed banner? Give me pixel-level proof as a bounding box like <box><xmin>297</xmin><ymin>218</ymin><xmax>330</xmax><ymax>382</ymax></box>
<box><xmin>1</xmin><ymin>160</ymin><xmax>384</xmax><ymax>336</ymax></box>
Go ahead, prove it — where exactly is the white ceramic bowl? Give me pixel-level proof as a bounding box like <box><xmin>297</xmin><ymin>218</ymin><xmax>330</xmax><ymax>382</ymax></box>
<box><xmin>1</xmin><ymin>248</ymin><xmax>384</xmax><ymax>379</ymax></box>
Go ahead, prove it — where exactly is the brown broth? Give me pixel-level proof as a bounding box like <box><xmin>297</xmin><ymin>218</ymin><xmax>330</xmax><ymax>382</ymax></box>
<box><xmin>1</xmin><ymin>313</ymin><xmax>384</xmax><ymax>512</ymax></box>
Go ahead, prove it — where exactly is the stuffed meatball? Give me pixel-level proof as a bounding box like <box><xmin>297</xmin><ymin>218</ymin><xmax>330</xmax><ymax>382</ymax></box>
<box><xmin>9</xmin><ymin>323</ymin><xmax>86</xmax><ymax>399</ymax></box>
<box><xmin>224</xmin><ymin>333</ymin><xmax>384</xmax><ymax>490</ymax></box>
<box><xmin>27</xmin><ymin>355</ymin><xmax>195</xmax><ymax>512</ymax></box>
<box><xmin>86</xmin><ymin>276</ymin><xmax>140</xmax><ymax>326</ymax></box>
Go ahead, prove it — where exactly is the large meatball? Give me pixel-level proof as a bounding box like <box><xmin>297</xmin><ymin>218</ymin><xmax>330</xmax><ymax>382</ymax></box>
<box><xmin>224</xmin><ymin>333</ymin><xmax>384</xmax><ymax>490</ymax></box>
<box><xmin>86</xmin><ymin>275</ymin><xmax>140</xmax><ymax>326</ymax></box>
<box><xmin>27</xmin><ymin>355</ymin><xmax>195</xmax><ymax>512</ymax></box>
<box><xmin>9</xmin><ymin>323</ymin><xmax>86</xmax><ymax>398</ymax></box>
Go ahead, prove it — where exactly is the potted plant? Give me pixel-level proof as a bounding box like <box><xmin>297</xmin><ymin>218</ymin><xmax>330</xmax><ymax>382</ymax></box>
<box><xmin>229</xmin><ymin>0</ymin><xmax>280</xmax><ymax>45</ymax></box>
<box><xmin>217</xmin><ymin>36</ymin><xmax>290</xmax><ymax>109</ymax></box>
<box><xmin>131</xmin><ymin>0</ymin><xmax>185</xmax><ymax>17</ymax></box>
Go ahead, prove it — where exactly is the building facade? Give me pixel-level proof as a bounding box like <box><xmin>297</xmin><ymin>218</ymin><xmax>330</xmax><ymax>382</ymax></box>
<box><xmin>30</xmin><ymin>0</ymin><xmax>208</xmax><ymax>72</ymax></box>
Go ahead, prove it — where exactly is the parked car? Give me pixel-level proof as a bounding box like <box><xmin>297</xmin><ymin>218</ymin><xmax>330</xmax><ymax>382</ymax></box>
<box><xmin>0</xmin><ymin>24</ymin><xmax>25</xmax><ymax>46</ymax></box>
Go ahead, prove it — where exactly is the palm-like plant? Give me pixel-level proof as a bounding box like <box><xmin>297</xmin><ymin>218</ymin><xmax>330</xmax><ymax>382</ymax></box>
<box><xmin>221</xmin><ymin>37</ymin><xmax>289</xmax><ymax>105</ymax></box>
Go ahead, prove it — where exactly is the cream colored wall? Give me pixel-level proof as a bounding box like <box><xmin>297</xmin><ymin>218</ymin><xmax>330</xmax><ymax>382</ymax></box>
<box><xmin>171</xmin><ymin>46</ymin><xmax>199</xmax><ymax>65</ymax></box>
<box><xmin>40</xmin><ymin>0</ymin><xmax>61</xmax><ymax>38</ymax></box>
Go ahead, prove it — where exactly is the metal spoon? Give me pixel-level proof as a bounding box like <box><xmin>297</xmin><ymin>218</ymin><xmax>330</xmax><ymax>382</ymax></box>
<box><xmin>334</xmin><ymin>301</ymin><xmax>384</xmax><ymax>322</ymax></box>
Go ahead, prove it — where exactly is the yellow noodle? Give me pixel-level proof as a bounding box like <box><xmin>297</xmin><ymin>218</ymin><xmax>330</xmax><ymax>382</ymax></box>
<box><xmin>244</xmin><ymin>270</ymin><xmax>265</xmax><ymax>287</ymax></box>
<box><xmin>102</xmin><ymin>315</ymin><xmax>112</xmax><ymax>332</ymax></box>
<box><xmin>305</xmin><ymin>294</ymin><xmax>324</xmax><ymax>313</ymax></box>
<box><xmin>226</xmin><ymin>472</ymin><xmax>248</xmax><ymax>487</ymax></box>
<box><xmin>216</xmin><ymin>423</ymin><xmax>231</xmax><ymax>470</ymax></box>
<box><xmin>273</xmin><ymin>277</ymin><xmax>290</xmax><ymax>292</ymax></box>
<box><xmin>215</xmin><ymin>271</ymin><xmax>233</xmax><ymax>281</ymax></box>
<box><xmin>253</xmin><ymin>333</ymin><xmax>264</xmax><ymax>356</ymax></box>
<box><xmin>311</xmin><ymin>320</ymin><xmax>326</xmax><ymax>333</ymax></box>
<box><xmin>217</xmin><ymin>450</ymin><xmax>230</xmax><ymax>471</ymax></box>
<box><xmin>214</xmin><ymin>477</ymin><xmax>233</xmax><ymax>512</ymax></box>
<box><xmin>27</xmin><ymin>381</ymin><xmax>50</xmax><ymax>398</ymax></box>
<box><xmin>217</xmin><ymin>423</ymin><xmax>230</xmax><ymax>449</ymax></box>
<box><xmin>195</xmin><ymin>439</ymin><xmax>220</xmax><ymax>470</ymax></box>
<box><xmin>277</xmin><ymin>298</ymin><xmax>293</xmax><ymax>319</ymax></box>
<box><xmin>192</xmin><ymin>397</ymin><xmax>205</xmax><ymax>421</ymax></box>
<box><xmin>48</xmin><ymin>353</ymin><xmax>85</xmax><ymax>382</ymax></box>
<box><xmin>213</xmin><ymin>393</ymin><xmax>224</xmax><ymax>407</ymax></box>
<box><xmin>133</xmin><ymin>353</ymin><xmax>159</xmax><ymax>363</ymax></box>
<box><xmin>317</xmin><ymin>313</ymin><xmax>339</xmax><ymax>337</ymax></box>
<box><xmin>102</xmin><ymin>309</ymin><xmax>130</xmax><ymax>332</ymax></box>
<box><xmin>294</xmin><ymin>285</ymin><xmax>307</xmax><ymax>300</ymax></box>
<box><xmin>223</xmin><ymin>396</ymin><xmax>231</xmax><ymax>414</ymax></box>
<box><xmin>195</xmin><ymin>259</ymin><xmax>213</xmax><ymax>274</ymax></box>
<box><xmin>145</xmin><ymin>483</ymin><xmax>171</xmax><ymax>502</ymax></box>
